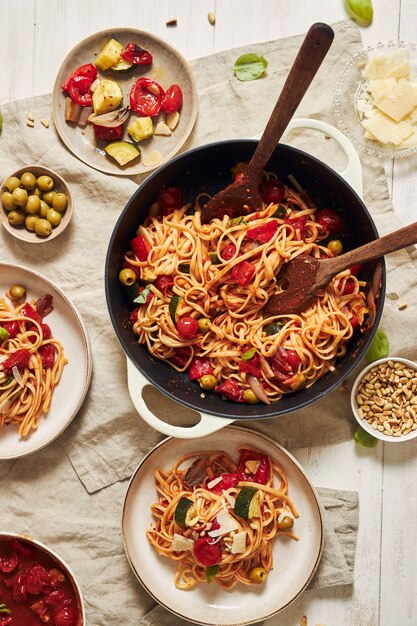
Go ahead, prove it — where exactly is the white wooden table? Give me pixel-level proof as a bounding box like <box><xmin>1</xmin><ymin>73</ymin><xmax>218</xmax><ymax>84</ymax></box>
<box><xmin>1</xmin><ymin>2</ymin><xmax>417</xmax><ymax>625</ymax></box>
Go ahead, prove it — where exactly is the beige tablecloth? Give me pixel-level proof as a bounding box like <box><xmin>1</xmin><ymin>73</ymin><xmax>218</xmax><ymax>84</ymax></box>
<box><xmin>0</xmin><ymin>19</ymin><xmax>416</xmax><ymax>626</ymax></box>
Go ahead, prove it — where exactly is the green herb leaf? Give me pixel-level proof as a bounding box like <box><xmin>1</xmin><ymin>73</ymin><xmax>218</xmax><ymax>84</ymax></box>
<box><xmin>365</xmin><ymin>329</ymin><xmax>389</xmax><ymax>363</ymax></box>
<box><xmin>0</xmin><ymin>603</ymin><xmax>11</xmax><ymax>614</ymax></box>
<box><xmin>346</xmin><ymin>0</ymin><xmax>373</xmax><ymax>22</ymax></box>
<box><xmin>233</xmin><ymin>53</ymin><xmax>268</xmax><ymax>82</ymax></box>
<box><xmin>178</xmin><ymin>263</ymin><xmax>191</xmax><ymax>273</ymax></box>
<box><xmin>354</xmin><ymin>426</ymin><xmax>378</xmax><ymax>448</ymax></box>
<box><xmin>0</xmin><ymin>327</ymin><xmax>10</xmax><ymax>341</ymax></box>
<box><xmin>229</xmin><ymin>216</ymin><xmax>248</xmax><ymax>226</ymax></box>
<box><xmin>133</xmin><ymin>286</ymin><xmax>151</xmax><ymax>304</ymax></box>
<box><xmin>264</xmin><ymin>321</ymin><xmax>282</xmax><ymax>336</ymax></box>
<box><xmin>209</xmin><ymin>252</ymin><xmax>221</xmax><ymax>265</ymax></box>
<box><xmin>271</xmin><ymin>204</ymin><xmax>287</xmax><ymax>219</ymax></box>
<box><xmin>206</xmin><ymin>564</ymin><xmax>219</xmax><ymax>583</ymax></box>
<box><xmin>242</xmin><ymin>347</ymin><xmax>257</xmax><ymax>361</ymax></box>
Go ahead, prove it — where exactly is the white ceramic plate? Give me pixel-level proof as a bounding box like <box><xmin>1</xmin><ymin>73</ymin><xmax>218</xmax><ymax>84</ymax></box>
<box><xmin>52</xmin><ymin>28</ymin><xmax>198</xmax><ymax>176</ymax></box>
<box><xmin>0</xmin><ymin>263</ymin><xmax>92</xmax><ymax>459</ymax></box>
<box><xmin>122</xmin><ymin>426</ymin><xmax>323</xmax><ymax>626</ymax></box>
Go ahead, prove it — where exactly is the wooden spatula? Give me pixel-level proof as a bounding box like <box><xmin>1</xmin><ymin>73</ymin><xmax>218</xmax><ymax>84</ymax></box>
<box><xmin>263</xmin><ymin>220</ymin><xmax>417</xmax><ymax>316</ymax></box>
<box><xmin>200</xmin><ymin>22</ymin><xmax>334</xmax><ymax>225</ymax></box>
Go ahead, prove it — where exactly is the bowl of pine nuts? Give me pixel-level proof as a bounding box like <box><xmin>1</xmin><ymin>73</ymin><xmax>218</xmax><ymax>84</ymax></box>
<box><xmin>351</xmin><ymin>358</ymin><xmax>417</xmax><ymax>442</ymax></box>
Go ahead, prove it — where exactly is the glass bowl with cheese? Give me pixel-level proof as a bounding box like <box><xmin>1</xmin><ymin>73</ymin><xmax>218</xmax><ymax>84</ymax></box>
<box><xmin>333</xmin><ymin>41</ymin><xmax>417</xmax><ymax>159</ymax></box>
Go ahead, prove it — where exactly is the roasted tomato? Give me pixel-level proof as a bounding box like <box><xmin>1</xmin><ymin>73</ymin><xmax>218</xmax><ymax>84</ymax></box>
<box><xmin>130</xmin><ymin>77</ymin><xmax>164</xmax><ymax>117</ymax></box>
<box><xmin>260</xmin><ymin>178</ymin><xmax>285</xmax><ymax>204</ymax></box>
<box><xmin>160</xmin><ymin>84</ymin><xmax>183</xmax><ymax>113</ymax></box>
<box><xmin>61</xmin><ymin>63</ymin><xmax>97</xmax><ymax>107</ymax></box>
<box><xmin>193</xmin><ymin>536</ymin><xmax>222</xmax><ymax>566</ymax></box>
<box><xmin>316</xmin><ymin>209</ymin><xmax>343</xmax><ymax>233</ymax></box>
<box><xmin>177</xmin><ymin>316</ymin><xmax>199</xmax><ymax>339</ymax></box>
<box><xmin>93</xmin><ymin>124</ymin><xmax>124</xmax><ymax>141</ymax></box>
<box><xmin>120</xmin><ymin>42</ymin><xmax>153</xmax><ymax>65</ymax></box>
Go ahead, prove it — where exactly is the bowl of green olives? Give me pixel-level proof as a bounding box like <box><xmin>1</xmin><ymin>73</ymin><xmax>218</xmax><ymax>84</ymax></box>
<box><xmin>0</xmin><ymin>165</ymin><xmax>73</xmax><ymax>243</ymax></box>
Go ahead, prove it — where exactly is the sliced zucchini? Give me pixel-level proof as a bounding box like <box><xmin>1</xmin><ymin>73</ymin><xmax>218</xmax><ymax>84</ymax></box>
<box><xmin>174</xmin><ymin>497</ymin><xmax>195</xmax><ymax>528</ymax></box>
<box><xmin>169</xmin><ymin>294</ymin><xmax>182</xmax><ymax>324</ymax></box>
<box><xmin>178</xmin><ymin>263</ymin><xmax>190</xmax><ymax>273</ymax></box>
<box><xmin>111</xmin><ymin>58</ymin><xmax>134</xmax><ymax>72</ymax></box>
<box><xmin>264</xmin><ymin>321</ymin><xmax>282</xmax><ymax>336</ymax></box>
<box><xmin>127</xmin><ymin>117</ymin><xmax>154</xmax><ymax>142</ymax></box>
<box><xmin>104</xmin><ymin>141</ymin><xmax>140</xmax><ymax>166</ymax></box>
<box><xmin>92</xmin><ymin>79</ymin><xmax>123</xmax><ymax>115</ymax></box>
<box><xmin>234</xmin><ymin>486</ymin><xmax>260</xmax><ymax>519</ymax></box>
<box><xmin>95</xmin><ymin>38</ymin><xmax>124</xmax><ymax>71</ymax></box>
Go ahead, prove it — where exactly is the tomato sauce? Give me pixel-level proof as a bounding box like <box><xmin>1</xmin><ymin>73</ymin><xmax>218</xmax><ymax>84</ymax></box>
<box><xmin>0</xmin><ymin>537</ymin><xmax>81</xmax><ymax>626</ymax></box>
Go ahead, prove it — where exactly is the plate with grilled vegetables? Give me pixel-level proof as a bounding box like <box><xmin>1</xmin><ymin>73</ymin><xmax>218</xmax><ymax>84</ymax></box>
<box><xmin>52</xmin><ymin>28</ymin><xmax>198</xmax><ymax>176</ymax></box>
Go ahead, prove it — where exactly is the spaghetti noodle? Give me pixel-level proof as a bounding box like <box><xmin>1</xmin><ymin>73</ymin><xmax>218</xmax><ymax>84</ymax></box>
<box><xmin>146</xmin><ymin>447</ymin><xmax>298</xmax><ymax>590</ymax></box>
<box><xmin>0</xmin><ymin>291</ymin><xmax>67</xmax><ymax>436</ymax></box>
<box><xmin>122</xmin><ymin>173</ymin><xmax>369</xmax><ymax>404</ymax></box>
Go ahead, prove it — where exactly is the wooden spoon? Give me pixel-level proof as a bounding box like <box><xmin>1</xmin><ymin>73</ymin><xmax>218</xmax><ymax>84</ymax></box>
<box><xmin>263</xmin><ymin>221</ymin><xmax>417</xmax><ymax>316</ymax></box>
<box><xmin>200</xmin><ymin>22</ymin><xmax>334</xmax><ymax>225</ymax></box>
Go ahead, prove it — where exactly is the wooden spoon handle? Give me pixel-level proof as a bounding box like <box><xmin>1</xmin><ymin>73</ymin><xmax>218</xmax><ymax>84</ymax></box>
<box><xmin>249</xmin><ymin>23</ymin><xmax>334</xmax><ymax>175</ymax></box>
<box><xmin>324</xmin><ymin>220</ymin><xmax>417</xmax><ymax>276</ymax></box>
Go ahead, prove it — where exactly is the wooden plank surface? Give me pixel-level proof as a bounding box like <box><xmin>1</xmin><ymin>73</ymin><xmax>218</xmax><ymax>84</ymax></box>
<box><xmin>1</xmin><ymin>2</ymin><xmax>416</xmax><ymax>625</ymax></box>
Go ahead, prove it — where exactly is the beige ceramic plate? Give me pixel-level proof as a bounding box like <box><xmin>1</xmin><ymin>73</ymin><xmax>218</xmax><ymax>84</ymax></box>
<box><xmin>0</xmin><ymin>263</ymin><xmax>92</xmax><ymax>459</ymax></box>
<box><xmin>52</xmin><ymin>28</ymin><xmax>198</xmax><ymax>176</ymax></box>
<box><xmin>122</xmin><ymin>426</ymin><xmax>323</xmax><ymax>626</ymax></box>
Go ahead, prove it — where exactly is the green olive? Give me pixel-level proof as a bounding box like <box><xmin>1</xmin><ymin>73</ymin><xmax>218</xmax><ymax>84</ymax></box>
<box><xmin>25</xmin><ymin>214</ymin><xmax>39</xmax><ymax>232</ymax></box>
<box><xmin>25</xmin><ymin>195</ymin><xmax>41</xmax><ymax>214</ymax></box>
<box><xmin>9</xmin><ymin>284</ymin><xmax>26</xmax><ymax>300</ymax></box>
<box><xmin>11</xmin><ymin>187</ymin><xmax>28</xmax><ymax>206</ymax></box>
<box><xmin>36</xmin><ymin>175</ymin><xmax>54</xmax><ymax>191</ymax></box>
<box><xmin>277</xmin><ymin>515</ymin><xmax>294</xmax><ymax>530</ymax></box>
<box><xmin>119</xmin><ymin>268</ymin><xmax>137</xmax><ymax>286</ymax></box>
<box><xmin>52</xmin><ymin>193</ymin><xmax>68</xmax><ymax>212</ymax></box>
<box><xmin>8</xmin><ymin>210</ymin><xmax>25</xmax><ymax>226</ymax></box>
<box><xmin>198</xmin><ymin>317</ymin><xmax>211</xmax><ymax>333</ymax></box>
<box><xmin>20</xmin><ymin>171</ymin><xmax>37</xmax><ymax>190</ymax></box>
<box><xmin>32</xmin><ymin>187</ymin><xmax>42</xmax><ymax>198</ymax></box>
<box><xmin>243</xmin><ymin>389</ymin><xmax>259</xmax><ymax>404</ymax></box>
<box><xmin>42</xmin><ymin>190</ymin><xmax>56</xmax><ymax>204</ymax></box>
<box><xmin>46</xmin><ymin>208</ymin><xmax>62</xmax><ymax>227</ymax></box>
<box><xmin>336</xmin><ymin>344</ymin><xmax>347</xmax><ymax>358</ymax></box>
<box><xmin>39</xmin><ymin>200</ymin><xmax>49</xmax><ymax>219</ymax></box>
<box><xmin>199</xmin><ymin>374</ymin><xmax>217</xmax><ymax>391</ymax></box>
<box><xmin>249</xmin><ymin>567</ymin><xmax>267</xmax><ymax>584</ymax></box>
<box><xmin>327</xmin><ymin>239</ymin><xmax>343</xmax><ymax>256</ymax></box>
<box><xmin>3</xmin><ymin>176</ymin><xmax>21</xmax><ymax>192</ymax></box>
<box><xmin>35</xmin><ymin>218</ymin><xmax>52</xmax><ymax>237</ymax></box>
<box><xmin>1</xmin><ymin>191</ymin><xmax>17</xmax><ymax>211</ymax></box>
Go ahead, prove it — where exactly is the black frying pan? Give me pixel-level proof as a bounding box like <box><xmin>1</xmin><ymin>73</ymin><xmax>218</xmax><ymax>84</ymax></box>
<box><xmin>105</xmin><ymin>138</ymin><xmax>385</xmax><ymax>426</ymax></box>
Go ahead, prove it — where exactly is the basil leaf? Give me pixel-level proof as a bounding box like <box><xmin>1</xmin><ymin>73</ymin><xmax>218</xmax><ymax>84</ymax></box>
<box><xmin>346</xmin><ymin>0</ymin><xmax>373</xmax><ymax>22</ymax></box>
<box><xmin>271</xmin><ymin>204</ymin><xmax>287</xmax><ymax>219</ymax></box>
<box><xmin>354</xmin><ymin>426</ymin><xmax>378</xmax><ymax>448</ymax></box>
<box><xmin>264</xmin><ymin>321</ymin><xmax>282</xmax><ymax>336</ymax></box>
<box><xmin>0</xmin><ymin>603</ymin><xmax>11</xmax><ymax>614</ymax></box>
<box><xmin>365</xmin><ymin>329</ymin><xmax>389</xmax><ymax>363</ymax></box>
<box><xmin>233</xmin><ymin>53</ymin><xmax>268</xmax><ymax>82</ymax></box>
<box><xmin>242</xmin><ymin>347</ymin><xmax>257</xmax><ymax>361</ymax></box>
<box><xmin>206</xmin><ymin>564</ymin><xmax>219</xmax><ymax>583</ymax></box>
<box><xmin>229</xmin><ymin>216</ymin><xmax>247</xmax><ymax>226</ymax></box>
<box><xmin>133</xmin><ymin>286</ymin><xmax>151</xmax><ymax>304</ymax></box>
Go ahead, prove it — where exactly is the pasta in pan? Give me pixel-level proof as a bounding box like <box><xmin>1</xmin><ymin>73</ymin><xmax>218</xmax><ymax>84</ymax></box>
<box><xmin>120</xmin><ymin>173</ymin><xmax>369</xmax><ymax>405</ymax></box>
<box><xmin>0</xmin><ymin>290</ymin><xmax>67</xmax><ymax>436</ymax></box>
<box><xmin>146</xmin><ymin>447</ymin><xmax>298</xmax><ymax>590</ymax></box>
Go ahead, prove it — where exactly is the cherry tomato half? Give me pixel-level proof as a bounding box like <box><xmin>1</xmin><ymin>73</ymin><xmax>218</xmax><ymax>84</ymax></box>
<box><xmin>221</xmin><ymin>243</ymin><xmax>237</xmax><ymax>261</ymax></box>
<box><xmin>120</xmin><ymin>42</ymin><xmax>153</xmax><ymax>65</ymax></box>
<box><xmin>193</xmin><ymin>536</ymin><xmax>222</xmax><ymax>566</ymax></box>
<box><xmin>54</xmin><ymin>606</ymin><xmax>77</xmax><ymax>626</ymax></box>
<box><xmin>161</xmin><ymin>84</ymin><xmax>183</xmax><ymax>113</ymax></box>
<box><xmin>177</xmin><ymin>316</ymin><xmax>199</xmax><ymax>339</ymax></box>
<box><xmin>316</xmin><ymin>209</ymin><xmax>343</xmax><ymax>234</ymax></box>
<box><xmin>260</xmin><ymin>178</ymin><xmax>285</xmax><ymax>204</ymax></box>
<box><xmin>61</xmin><ymin>63</ymin><xmax>97</xmax><ymax>107</ymax></box>
<box><xmin>232</xmin><ymin>260</ymin><xmax>255</xmax><ymax>286</ymax></box>
<box><xmin>93</xmin><ymin>124</ymin><xmax>124</xmax><ymax>142</ymax></box>
<box><xmin>130</xmin><ymin>77</ymin><xmax>164</xmax><ymax>117</ymax></box>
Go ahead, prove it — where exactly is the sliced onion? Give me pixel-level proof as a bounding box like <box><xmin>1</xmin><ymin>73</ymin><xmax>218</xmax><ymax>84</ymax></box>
<box><xmin>65</xmin><ymin>97</ymin><xmax>82</xmax><ymax>123</ymax></box>
<box><xmin>247</xmin><ymin>374</ymin><xmax>271</xmax><ymax>405</ymax></box>
<box><xmin>12</xmin><ymin>366</ymin><xmax>24</xmax><ymax>388</ymax></box>
<box><xmin>259</xmin><ymin>354</ymin><xmax>274</xmax><ymax>378</ymax></box>
<box><xmin>183</xmin><ymin>458</ymin><xmax>207</xmax><ymax>488</ymax></box>
<box><xmin>78</xmin><ymin>106</ymin><xmax>93</xmax><ymax>127</ymax></box>
<box><xmin>88</xmin><ymin>106</ymin><xmax>130</xmax><ymax>128</ymax></box>
<box><xmin>0</xmin><ymin>398</ymin><xmax>13</xmax><ymax>414</ymax></box>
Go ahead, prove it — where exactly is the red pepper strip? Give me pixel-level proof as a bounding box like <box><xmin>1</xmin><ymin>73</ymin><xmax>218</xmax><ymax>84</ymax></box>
<box><xmin>155</xmin><ymin>274</ymin><xmax>174</xmax><ymax>295</ymax></box>
<box><xmin>22</xmin><ymin>302</ymin><xmax>42</xmax><ymax>324</ymax></box>
<box><xmin>130</xmin><ymin>235</ymin><xmax>151</xmax><ymax>261</ymax></box>
<box><xmin>215</xmin><ymin>379</ymin><xmax>244</xmax><ymax>402</ymax></box>
<box><xmin>61</xmin><ymin>63</ymin><xmax>97</xmax><ymax>91</ymax></box>
<box><xmin>120</xmin><ymin>42</ymin><xmax>153</xmax><ymax>65</ymax></box>
<box><xmin>38</xmin><ymin>344</ymin><xmax>56</xmax><ymax>368</ymax></box>
<box><xmin>239</xmin><ymin>353</ymin><xmax>262</xmax><ymax>378</ymax></box>
<box><xmin>3</xmin><ymin>348</ymin><xmax>30</xmax><ymax>375</ymax></box>
<box><xmin>232</xmin><ymin>260</ymin><xmax>255</xmax><ymax>286</ymax></box>
<box><xmin>61</xmin><ymin>63</ymin><xmax>97</xmax><ymax>107</ymax></box>
<box><xmin>236</xmin><ymin>449</ymin><xmax>270</xmax><ymax>484</ymax></box>
<box><xmin>189</xmin><ymin>356</ymin><xmax>214</xmax><ymax>381</ymax></box>
<box><xmin>246</xmin><ymin>220</ymin><xmax>279</xmax><ymax>243</ymax></box>
<box><xmin>207</xmin><ymin>473</ymin><xmax>239</xmax><ymax>494</ymax></box>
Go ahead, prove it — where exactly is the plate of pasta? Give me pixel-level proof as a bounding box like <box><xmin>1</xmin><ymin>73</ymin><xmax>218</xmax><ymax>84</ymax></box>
<box><xmin>122</xmin><ymin>426</ymin><xmax>323</xmax><ymax>625</ymax></box>
<box><xmin>0</xmin><ymin>263</ymin><xmax>92</xmax><ymax>459</ymax></box>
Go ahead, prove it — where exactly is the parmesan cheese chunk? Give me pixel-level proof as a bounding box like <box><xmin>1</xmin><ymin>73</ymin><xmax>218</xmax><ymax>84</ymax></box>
<box><xmin>231</xmin><ymin>531</ymin><xmax>247</xmax><ymax>554</ymax></box>
<box><xmin>369</xmin><ymin>78</ymin><xmax>397</xmax><ymax>101</ymax></box>
<box><xmin>363</xmin><ymin>48</ymin><xmax>410</xmax><ymax>80</ymax></box>
<box><xmin>362</xmin><ymin>112</ymin><xmax>414</xmax><ymax>145</ymax></box>
<box><xmin>207</xmin><ymin>476</ymin><xmax>223</xmax><ymax>489</ymax></box>
<box><xmin>399</xmin><ymin>127</ymin><xmax>417</xmax><ymax>147</ymax></box>
<box><xmin>172</xmin><ymin>533</ymin><xmax>194</xmax><ymax>552</ymax></box>
<box><xmin>374</xmin><ymin>81</ymin><xmax>417</xmax><ymax>122</ymax></box>
<box><xmin>207</xmin><ymin>510</ymin><xmax>239</xmax><ymax>538</ymax></box>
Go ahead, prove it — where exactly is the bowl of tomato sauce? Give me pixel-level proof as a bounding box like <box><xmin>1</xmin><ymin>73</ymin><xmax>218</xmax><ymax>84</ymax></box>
<box><xmin>0</xmin><ymin>533</ymin><xmax>84</xmax><ymax>626</ymax></box>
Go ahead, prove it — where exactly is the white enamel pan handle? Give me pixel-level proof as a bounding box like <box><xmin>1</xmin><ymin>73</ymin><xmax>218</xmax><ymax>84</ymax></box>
<box><xmin>127</xmin><ymin>358</ymin><xmax>234</xmax><ymax>438</ymax></box>
<box><xmin>280</xmin><ymin>117</ymin><xmax>363</xmax><ymax>197</ymax></box>
<box><xmin>127</xmin><ymin>118</ymin><xmax>362</xmax><ymax>438</ymax></box>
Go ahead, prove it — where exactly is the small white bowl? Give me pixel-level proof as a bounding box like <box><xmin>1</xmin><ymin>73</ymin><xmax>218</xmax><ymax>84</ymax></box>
<box><xmin>0</xmin><ymin>165</ymin><xmax>73</xmax><ymax>243</ymax></box>
<box><xmin>351</xmin><ymin>357</ymin><xmax>417</xmax><ymax>443</ymax></box>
